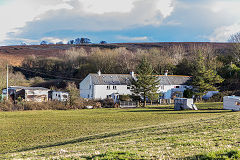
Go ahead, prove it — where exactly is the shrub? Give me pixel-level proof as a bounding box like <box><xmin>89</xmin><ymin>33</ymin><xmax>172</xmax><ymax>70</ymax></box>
<box><xmin>119</xmin><ymin>95</ymin><xmax>131</xmax><ymax>101</ymax></box>
<box><xmin>0</xmin><ymin>98</ymin><xmax>101</xmax><ymax>112</ymax></box>
<box><xmin>183</xmin><ymin>89</ymin><xmax>194</xmax><ymax>98</ymax></box>
<box><xmin>0</xmin><ymin>100</ymin><xmax>14</xmax><ymax>111</ymax></box>
<box><xmin>206</xmin><ymin>91</ymin><xmax>231</xmax><ymax>102</ymax></box>
<box><xmin>100</xmin><ymin>99</ymin><xmax>115</xmax><ymax>108</ymax></box>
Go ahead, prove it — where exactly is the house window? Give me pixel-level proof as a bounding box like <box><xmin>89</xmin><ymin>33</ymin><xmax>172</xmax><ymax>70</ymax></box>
<box><xmin>107</xmin><ymin>95</ymin><xmax>111</xmax><ymax>99</ymax></box>
<box><xmin>89</xmin><ymin>85</ymin><xmax>91</xmax><ymax>89</ymax></box>
<box><xmin>176</xmin><ymin>86</ymin><xmax>180</xmax><ymax>88</ymax></box>
<box><xmin>88</xmin><ymin>94</ymin><xmax>90</xmax><ymax>98</ymax></box>
<box><xmin>127</xmin><ymin>85</ymin><xmax>131</xmax><ymax>90</ymax></box>
<box><xmin>107</xmin><ymin>86</ymin><xmax>110</xmax><ymax>90</ymax></box>
<box><xmin>161</xmin><ymin>86</ymin><xmax>164</xmax><ymax>90</ymax></box>
<box><xmin>113</xmin><ymin>86</ymin><xmax>117</xmax><ymax>90</ymax></box>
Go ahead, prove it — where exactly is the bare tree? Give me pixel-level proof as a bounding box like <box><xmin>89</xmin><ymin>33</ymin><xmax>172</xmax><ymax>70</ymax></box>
<box><xmin>229</xmin><ymin>32</ymin><xmax>240</xmax><ymax>62</ymax></box>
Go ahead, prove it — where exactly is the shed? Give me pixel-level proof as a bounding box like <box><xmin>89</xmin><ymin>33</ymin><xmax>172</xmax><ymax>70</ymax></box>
<box><xmin>18</xmin><ymin>87</ymin><xmax>50</xmax><ymax>102</ymax></box>
<box><xmin>174</xmin><ymin>98</ymin><xmax>197</xmax><ymax>110</ymax></box>
<box><xmin>3</xmin><ymin>86</ymin><xmax>49</xmax><ymax>102</ymax></box>
<box><xmin>223</xmin><ymin>96</ymin><xmax>240</xmax><ymax>111</ymax></box>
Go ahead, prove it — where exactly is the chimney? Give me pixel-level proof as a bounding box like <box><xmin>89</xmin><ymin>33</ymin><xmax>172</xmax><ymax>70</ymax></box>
<box><xmin>164</xmin><ymin>70</ymin><xmax>168</xmax><ymax>76</ymax></box>
<box><xmin>130</xmin><ymin>71</ymin><xmax>135</xmax><ymax>78</ymax></box>
<box><xmin>97</xmin><ymin>70</ymin><xmax>101</xmax><ymax>76</ymax></box>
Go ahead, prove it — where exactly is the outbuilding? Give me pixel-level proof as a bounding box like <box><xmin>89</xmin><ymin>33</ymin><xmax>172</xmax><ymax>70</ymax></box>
<box><xmin>223</xmin><ymin>96</ymin><xmax>240</xmax><ymax>111</ymax></box>
<box><xmin>174</xmin><ymin>98</ymin><xmax>197</xmax><ymax>110</ymax></box>
<box><xmin>2</xmin><ymin>86</ymin><xmax>50</xmax><ymax>102</ymax></box>
<box><xmin>50</xmin><ymin>91</ymin><xmax>69</xmax><ymax>102</ymax></box>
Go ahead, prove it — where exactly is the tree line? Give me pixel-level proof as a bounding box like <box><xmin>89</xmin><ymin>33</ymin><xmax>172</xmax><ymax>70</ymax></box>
<box><xmin>15</xmin><ymin>35</ymin><xmax>240</xmax><ymax>96</ymax></box>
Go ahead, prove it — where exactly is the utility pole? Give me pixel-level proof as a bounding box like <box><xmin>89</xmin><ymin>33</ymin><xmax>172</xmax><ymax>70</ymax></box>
<box><xmin>6</xmin><ymin>64</ymin><xmax>8</xmax><ymax>100</ymax></box>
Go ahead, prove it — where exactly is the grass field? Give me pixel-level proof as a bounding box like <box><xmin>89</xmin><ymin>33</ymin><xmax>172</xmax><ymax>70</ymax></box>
<box><xmin>0</xmin><ymin>102</ymin><xmax>240</xmax><ymax>159</ymax></box>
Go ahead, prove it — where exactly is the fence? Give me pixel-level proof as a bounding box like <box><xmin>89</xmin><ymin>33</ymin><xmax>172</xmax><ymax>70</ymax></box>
<box><xmin>119</xmin><ymin>101</ymin><xmax>137</xmax><ymax>108</ymax></box>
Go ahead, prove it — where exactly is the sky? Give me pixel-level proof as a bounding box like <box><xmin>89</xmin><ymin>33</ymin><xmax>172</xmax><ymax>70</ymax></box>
<box><xmin>0</xmin><ymin>0</ymin><xmax>240</xmax><ymax>45</ymax></box>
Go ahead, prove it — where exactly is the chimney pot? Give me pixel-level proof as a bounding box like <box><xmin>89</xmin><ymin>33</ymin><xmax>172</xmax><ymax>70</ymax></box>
<box><xmin>130</xmin><ymin>71</ymin><xmax>135</xmax><ymax>77</ymax></box>
<box><xmin>97</xmin><ymin>70</ymin><xmax>101</xmax><ymax>76</ymax></box>
<box><xmin>165</xmin><ymin>70</ymin><xmax>168</xmax><ymax>76</ymax></box>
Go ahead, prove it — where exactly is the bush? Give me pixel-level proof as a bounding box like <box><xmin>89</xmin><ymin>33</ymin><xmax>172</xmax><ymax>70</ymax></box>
<box><xmin>183</xmin><ymin>89</ymin><xmax>194</xmax><ymax>98</ymax></box>
<box><xmin>206</xmin><ymin>91</ymin><xmax>231</xmax><ymax>102</ymax></box>
<box><xmin>119</xmin><ymin>95</ymin><xmax>131</xmax><ymax>101</ymax></box>
<box><xmin>0</xmin><ymin>100</ymin><xmax>14</xmax><ymax>111</ymax></box>
<box><xmin>0</xmin><ymin>98</ymin><xmax>102</xmax><ymax>111</ymax></box>
<box><xmin>100</xmin><ymin>99</ymin><xmax>115</xmax><ymax>108</ymax></box>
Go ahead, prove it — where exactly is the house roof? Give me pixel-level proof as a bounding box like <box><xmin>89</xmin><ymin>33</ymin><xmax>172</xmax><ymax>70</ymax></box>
<box><xmin>89</xmin><ymin>74</ymin><xmax>191</xmax><ymax>85</ymax></box>
<box><xmin>8</xmin><ymin>86</ymin><xmax>50</xmax><ymax>91</ymax></box>
<box><xmin>89</xmin><ymin>74</ymin><xmax>132</xmax><ymax>85</ymax></box>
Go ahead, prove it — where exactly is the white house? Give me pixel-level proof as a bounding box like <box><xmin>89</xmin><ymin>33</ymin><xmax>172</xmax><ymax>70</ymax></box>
<box><xmin>79</xmin><ymin>71</ymin><xmax>191</xmax><ymax>100</ymax></box>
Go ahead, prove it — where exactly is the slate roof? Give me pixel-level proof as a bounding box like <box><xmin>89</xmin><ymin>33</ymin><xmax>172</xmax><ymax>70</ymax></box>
<box><xmin>90</xmin><ymin>74</ymin><xmax>132</xmax><ymax>85</ymax></box>
<box><xmin>8</xmin><ymin>86</ymin><xmax>50</xmax><ymax>90</ymax></box>
<box><xmin>89</xmin><ymin>74</ymin><xmax>191</xmax><ymax>85</ymax></box>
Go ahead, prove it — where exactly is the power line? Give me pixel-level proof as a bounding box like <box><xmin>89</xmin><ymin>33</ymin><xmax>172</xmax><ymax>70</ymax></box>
<box><xmin>13</xmin><ymin>66</ymin><xmax>82</xmax><ymax>81</ymax></box>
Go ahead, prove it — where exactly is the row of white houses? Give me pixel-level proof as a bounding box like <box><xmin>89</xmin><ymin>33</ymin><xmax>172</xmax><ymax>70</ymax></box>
<box><xmin>79</xmin><ymin>71</ymin><xmax>192</xmax><ymax>101</ymax></box>
<box><xmin>79</xmin><ymin>71</ymin><xmax>240</xmax><ymax>111</ymax></box>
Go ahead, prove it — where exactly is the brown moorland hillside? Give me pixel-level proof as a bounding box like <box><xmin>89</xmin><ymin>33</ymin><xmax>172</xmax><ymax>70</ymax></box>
<box><xmin>0</xmin><ymin>42</ymin><xmax>233</xmax><ymax>66</ymax></box>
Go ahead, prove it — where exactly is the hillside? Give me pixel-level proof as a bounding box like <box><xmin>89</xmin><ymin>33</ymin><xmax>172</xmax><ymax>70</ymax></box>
<box><xmin>0</xmin><ymin>42</ymin><xmax>233</xmax><ymax>66</ymax></box>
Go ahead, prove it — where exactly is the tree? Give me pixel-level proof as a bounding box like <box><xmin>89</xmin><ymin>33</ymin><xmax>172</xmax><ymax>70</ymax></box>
<box><xmin>40</xmin><ymin>41</ymin><xmax>48</xmax><ymax>45</ymax></box>
<box><xmin>191</xmin><ymin>52</ymin><xmax>224</xmax><ymax>100</ymax></box>
<box><xmin>229</xmin><ymin>32</ymin><xmax>240</xmax><ymax>62</ymax></box>
<box><xmin>66</xmin><ymin>82</ymin><xmax>79</xmax><ymax>107</ymax></box>
<box><xmin>100</xmin><ymin>41</ymin><xmax>107</xmax><ymax>44</ymax></box>
<box><xmin>74</xmin><ymin>38</ymin><xmax>81</xmax><ymax>44</ymax></box>
<box><xmin>132</xmin><ymin>58</ymin><xmax>159</xmax><ymax>107</ymax></box>
<box><xmin>80</xmin><ymin>38</ymin><xmax>91</xmax><ymax>44</ymax></box>
<box><xmin>68</xmin><ymin>40</ymin><xmax>74</xmax><ymax>44</ymax></box>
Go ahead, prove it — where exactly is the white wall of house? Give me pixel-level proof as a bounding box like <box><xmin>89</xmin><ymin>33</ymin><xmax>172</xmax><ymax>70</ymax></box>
<box><xmin>79</xmin><ymin>74</ymin><xmax>190</xmax><ymax>100</ymax></box>
<box><xmin>93</xmin><ymin>85</ymin><xmax>132</xmax><ymax>99</ymax></box>
<box><xmin>158</xmin><ymin>85</ymin><xmax>188</xmax><ymax>99</ymax></box>
<box><xmin>80</xmin><ymin>75</ymin><xmax>93</xmax><ymax>99</ymax></box>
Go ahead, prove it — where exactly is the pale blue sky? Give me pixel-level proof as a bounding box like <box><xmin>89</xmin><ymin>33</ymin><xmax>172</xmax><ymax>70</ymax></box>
<box><xmin>0</xmin><ymin>0</ymin><xmax>240</xmax><ymax>45</ymax></box>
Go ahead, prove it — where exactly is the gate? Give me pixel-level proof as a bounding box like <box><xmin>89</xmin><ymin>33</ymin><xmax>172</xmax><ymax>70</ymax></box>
<box><xmin>119</xmin><ymin>101</ymin><xmax>137</xmax><ymax>108</ymax></box>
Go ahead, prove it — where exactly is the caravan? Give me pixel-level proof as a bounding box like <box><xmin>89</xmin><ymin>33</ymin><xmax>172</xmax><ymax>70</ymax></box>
<box><xmin>223</xmin><ymin>96</ymin><xmax>240</xmax><ymax>111</ymax></box>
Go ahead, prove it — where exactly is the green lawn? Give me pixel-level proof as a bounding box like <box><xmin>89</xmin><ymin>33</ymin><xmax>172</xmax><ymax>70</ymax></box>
<box><xmin>0</xmin><ymin>102</ymin><xmax>240</xmax><ymax>159</ymax></box>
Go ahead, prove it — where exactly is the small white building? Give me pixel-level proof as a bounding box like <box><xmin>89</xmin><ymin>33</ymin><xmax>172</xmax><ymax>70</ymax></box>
<box><xmin>51</xmin><ymin>91</ymin><xmax>69</xmax><ymax>102</ymax></box>
<box><xmin>223</xmin><ymin>96</ymin><xmax>240</xmax><ymax>111</ymax></box>
<box><xmin>174</xmin><ymin>98</ymin><xmax>197</xmax><ymax>110</ymax></box>
<box><xmin>80</xmin><ymin>71</ymin><xmax>191</xmax><ymax>100</ymax></box>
